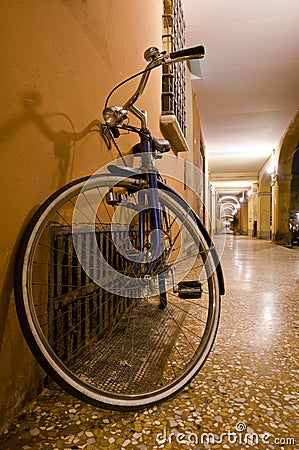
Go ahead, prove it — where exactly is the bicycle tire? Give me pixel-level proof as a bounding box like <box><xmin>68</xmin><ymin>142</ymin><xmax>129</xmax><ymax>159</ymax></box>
<box><xmin>14</xmin><ymin>174</ymin><xmax>221</xmax><ymax>410</ymax></box>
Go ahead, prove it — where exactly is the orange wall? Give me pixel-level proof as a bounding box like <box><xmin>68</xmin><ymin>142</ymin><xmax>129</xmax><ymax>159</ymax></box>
<box><xmin>0</xmin><ymin>0</ymin><xmax>162</xmax><ymax>431</ymax></box>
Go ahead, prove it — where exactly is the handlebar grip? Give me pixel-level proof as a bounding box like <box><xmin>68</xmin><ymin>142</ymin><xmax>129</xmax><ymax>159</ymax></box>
<box><xmin>169</xmin><ymin>45</ymin><xmax>205</xmax><ymax>60</ymax></box>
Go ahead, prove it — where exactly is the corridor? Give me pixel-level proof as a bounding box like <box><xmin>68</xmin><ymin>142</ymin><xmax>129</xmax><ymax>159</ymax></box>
<box><xmin>1</xmin><ymin>236</ymin><xmax>298</xmax><ymax>450</ymax></box>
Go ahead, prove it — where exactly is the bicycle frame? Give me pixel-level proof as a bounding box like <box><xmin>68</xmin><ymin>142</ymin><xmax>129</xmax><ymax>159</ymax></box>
<box><xmin>104</xmin><ymin>46</ymin><xmax>205</xmax><ymax>271</ymax></box>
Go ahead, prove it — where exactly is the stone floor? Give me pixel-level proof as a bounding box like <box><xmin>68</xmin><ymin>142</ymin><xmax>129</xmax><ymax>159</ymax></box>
<box><xmin>1</xmin><ymin>236</ymin><xmax>298</xmax><ymax>450</ymax></box>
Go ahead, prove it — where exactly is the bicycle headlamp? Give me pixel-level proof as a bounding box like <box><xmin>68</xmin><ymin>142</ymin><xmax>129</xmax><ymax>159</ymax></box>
<box><xmin>102</xmin><ymin>106</ymin><xmax>127</xmax><ymax>127</ymax></box>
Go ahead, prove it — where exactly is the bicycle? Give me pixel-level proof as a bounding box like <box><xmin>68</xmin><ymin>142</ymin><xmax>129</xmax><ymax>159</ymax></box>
<box><xmin>14</xmin><ymin>44</ymin><xmax>225</xmax><ymax>410</ymax></box>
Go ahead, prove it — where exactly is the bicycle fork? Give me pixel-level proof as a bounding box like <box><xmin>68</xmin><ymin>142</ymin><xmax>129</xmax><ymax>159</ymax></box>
<box><xmin>140</xmin><ymin>135</ymin><xmax>168</xmax><ymax>307</ymax></box>
<box><xmin>140</xmin><ymin>135</ymin><xmax>163</xmax><ymax>267</ymax></box>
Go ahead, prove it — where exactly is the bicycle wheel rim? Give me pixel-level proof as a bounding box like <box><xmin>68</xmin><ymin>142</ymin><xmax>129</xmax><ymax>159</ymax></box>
<box><xmin>15</xmin><ymin>174</ymin><xmax>220</xmax><ymax>409</ymax></box>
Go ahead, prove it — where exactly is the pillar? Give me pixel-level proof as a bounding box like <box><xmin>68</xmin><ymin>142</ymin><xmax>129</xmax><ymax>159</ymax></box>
<box><xmin>239</xmin><ymin>199</ymin><xmax>248</xmax><ymax>235</ymax></box>
<box><xmin>272</xmin><ymin>173</ymin><xmax>292</xmax><ymax>245</ymax></box>
<box><xmin>210</xmin><ymin>187</ymin><xmax>216</xmax><ymax>235</ymax></box>
<box><xmin>257</xmin><ymin>192</ymin><xmax>271</xmax><ymax>240</ymax></box>
<box><xmin>248</xmin><ymin>183</ymin><xmax>258</xmax><ymax>237</ymax></box>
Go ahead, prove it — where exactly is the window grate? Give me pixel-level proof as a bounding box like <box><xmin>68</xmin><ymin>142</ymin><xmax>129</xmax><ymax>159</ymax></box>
<box><xmin>162</xmin><ymin>0</ymin><xmax>186</xmax><ymax>136</ymax></box>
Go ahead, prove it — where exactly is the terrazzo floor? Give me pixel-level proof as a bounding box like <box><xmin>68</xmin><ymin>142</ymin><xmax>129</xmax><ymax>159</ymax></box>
<box><xmin>1</xmin><ymin>236</ymin><xmax>298</xmax><ymax>450</ymax></box>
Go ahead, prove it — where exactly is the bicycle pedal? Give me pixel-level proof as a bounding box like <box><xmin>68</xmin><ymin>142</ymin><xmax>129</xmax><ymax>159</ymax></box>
<box><xmin>178</xmin><ymin>281</ymin><xmax>202</xmax><ymax>298</ymax></box>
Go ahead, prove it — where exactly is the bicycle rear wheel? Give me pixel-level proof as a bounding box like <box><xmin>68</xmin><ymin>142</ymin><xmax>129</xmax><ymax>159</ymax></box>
<box><xmin>14</xmin><ymin>174</ymin><xmax>221</xmax><ymax>410</ymax></box>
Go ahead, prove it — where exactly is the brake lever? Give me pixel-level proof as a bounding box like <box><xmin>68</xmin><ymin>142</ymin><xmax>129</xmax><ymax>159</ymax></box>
<box><xmin>100</xmin><ymin>124</ymin><xmax>112</xmax><ymax>150</ymax></box>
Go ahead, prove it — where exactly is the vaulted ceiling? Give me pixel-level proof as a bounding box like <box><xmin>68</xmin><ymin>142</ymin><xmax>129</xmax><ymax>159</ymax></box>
<box><xmin>184</xmin><ymin>0</ymin><xmax>299</xmax><ymax>195</ymax></box>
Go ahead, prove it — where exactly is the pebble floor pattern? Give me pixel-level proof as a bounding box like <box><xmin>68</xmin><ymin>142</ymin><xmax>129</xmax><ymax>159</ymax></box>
<box><xmin>1</xmin><ymin>236</ymin><xmax>298</xmax><ymax>450</ymax></box>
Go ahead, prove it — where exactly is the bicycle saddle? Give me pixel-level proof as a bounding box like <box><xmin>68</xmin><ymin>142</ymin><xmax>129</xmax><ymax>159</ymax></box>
<box><xmin>132</xmin><ymin>138</ymin><xmax>171</xmax><ymax>155</ymax></box>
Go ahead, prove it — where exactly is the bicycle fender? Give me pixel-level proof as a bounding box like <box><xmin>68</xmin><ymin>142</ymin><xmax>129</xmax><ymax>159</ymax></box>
<box><xmin>108</xmin><ymin>165</ymin><xmax>146</xmax><ymax>178</ymax></box>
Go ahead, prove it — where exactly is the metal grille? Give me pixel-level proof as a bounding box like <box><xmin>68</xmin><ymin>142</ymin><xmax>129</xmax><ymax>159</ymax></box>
<box><xmin>162</xmin><ymin>0</ymin><xmax>186</xmax><ymax>135</ymax></box>
<box><xmin>69</xmin><ymin>300</ymin><xmax>187</xmax><ymax>393</ymax></box>
<box><xmin>48</xmin><ymin>225</ymin><xmax>137</xmax><ymax>362</ymax></box>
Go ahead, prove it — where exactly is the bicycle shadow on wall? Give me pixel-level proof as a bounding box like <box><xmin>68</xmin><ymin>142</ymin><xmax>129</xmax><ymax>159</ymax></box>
<box><xmin>22</xmin><ymin>90</ymin><xmax>77</xmax><ymax>188</ymax></box>
<box><xmin>0</xmin><ymin>89</ymin><xmax>103</xmax><ymax>349</ymax></box>
<box><xmin>0</xmin><ymin>90</ymin><xmax>104</xmax><ymax>187</ymax></box>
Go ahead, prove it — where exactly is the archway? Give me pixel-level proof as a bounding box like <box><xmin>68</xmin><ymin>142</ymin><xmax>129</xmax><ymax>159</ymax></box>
<box><xmin>218</xmin><ymin>195</ymin><xmax>241</xmax><ymax>234</ymax></box>
<box><xmin>290</xmin><ymin>142</ymin><xmax>299</xmax><ymax>210</ymax></box>
<box><xmin>272</xmin><ymin>111</ymin><xmax>299</xmax><ymax>245</ymax></box>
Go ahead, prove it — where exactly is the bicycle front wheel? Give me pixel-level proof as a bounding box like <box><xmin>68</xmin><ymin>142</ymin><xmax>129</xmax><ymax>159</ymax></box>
<box><xmin>14</xmin><ymin>174</ymin><xmax>221</xmax><ymax>410</ymax></box>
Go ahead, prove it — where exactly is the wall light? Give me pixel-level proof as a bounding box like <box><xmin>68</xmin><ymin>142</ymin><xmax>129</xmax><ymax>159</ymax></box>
<box><xmin>266</xmin><ymin>165</ymin><xmax>275</xmax><ymax>174</ymax></box>
<box><xmin>266</xmin><ymin>149</ymin><xmax>276</xmax><ymax>175</ymax></box>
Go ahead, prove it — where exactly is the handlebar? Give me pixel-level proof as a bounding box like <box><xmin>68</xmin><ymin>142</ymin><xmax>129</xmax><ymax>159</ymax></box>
<box><xmin>169</xmin><ymin>45</ymin><xmax>205</xmax><ymax>60</ymax></box>
<box><xmin>103</xmin><ymin>45</ymin><xmax>205</xmax><ymax>129</ymax></box>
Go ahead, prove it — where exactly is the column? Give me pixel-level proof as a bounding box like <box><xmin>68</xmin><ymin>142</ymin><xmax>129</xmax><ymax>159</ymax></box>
<box><xmin>257</xmin><ymin>192</ymin><xmax>271</xmax><ymax>240</ymax></box>
<box><xmin>248</xmin><ymin>183</ymin><xmax>258</xmax><ymax>237</ymax></box>
<box><xmin>239</xmin><ymin>199</ymin><xmax>248</xmax><ymax>235</ymax></box>
<box><xmin>272</xmin><ymin>173</ymin><xmax>292</xmax><ymax>245</ymax></box>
